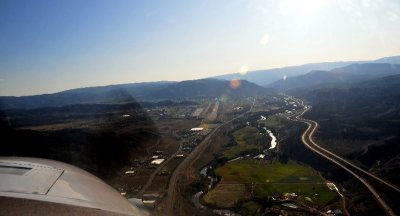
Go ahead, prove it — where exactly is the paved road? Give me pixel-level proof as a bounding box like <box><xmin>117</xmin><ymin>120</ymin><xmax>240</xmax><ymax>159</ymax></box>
<box><xmin>136</xmin><ymin>134</ymin><xmax>183</xmax><ymax>197</ymax></box>
<box><xmin>287</xmin><ymin>97</ymin><xmax>400</xmax><ymax>193</ymax></box>
<box><xmin>291</xmin><ymin>107</ymin><xmax>396</xmax><ymax>216</ymax></box>
<box><xmin>164</xmin><ymin>99</ymin><xmax>255</xmax><ymax>216</ymax></box>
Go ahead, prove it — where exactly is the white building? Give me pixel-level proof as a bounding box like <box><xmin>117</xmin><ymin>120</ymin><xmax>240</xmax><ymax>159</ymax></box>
<box><xmin>150</xmin><ymin>159</ymin><xmax>165</xmax><ymax>165</ymax></box>
<box><xmin>190</xmin><ymin>127</ymin><xmax>204</xmax><ymax>132</ymax></box>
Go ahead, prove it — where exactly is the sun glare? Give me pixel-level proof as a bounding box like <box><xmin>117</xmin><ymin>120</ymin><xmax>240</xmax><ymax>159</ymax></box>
<box><xmin>239</xmin><ymin>65</ymin><xmax>249</xmax><ymax>76</ymax></box>
<box><xmin>295</xmin><ymin>0</ymin><xmax>324</xmax><ymax>16</ymax></box>
<box><xmin>260</xmin><ymin>34</ymin><xmax>270</xmax><ymax>46</ymax></box>
<box><xmin>280</xmin><ymin>0</ymin><xmax>325</xmax><ymax>17</ymax></box>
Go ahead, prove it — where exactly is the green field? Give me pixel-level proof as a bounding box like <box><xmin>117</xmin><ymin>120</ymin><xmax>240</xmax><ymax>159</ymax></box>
<box><xmin>204</xmin><ymin>159</ymin><xmax>338</xmax><ymax>207</ymax></box>
<box><xmin>216</xmin><ymin>160</ymin><xmax>323</xmax><ymax>183</ymax></box>
<box><xmin>223</xmin><ymin>126</ymin><xmax>264</xmax><ymax>159</ymax></box>
<box><xmin>258</xmin><ymin>114</ymin><xmax>284</xmax><ymax>128</ymax></box>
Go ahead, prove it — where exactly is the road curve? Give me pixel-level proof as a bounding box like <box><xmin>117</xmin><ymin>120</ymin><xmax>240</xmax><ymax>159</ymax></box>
<box><xmin>291</xmin><ymin>107</ymin><xmax>396</xmax><ymax>216</ymax></box>
<box><xmin>164</xmin><ymin>100</ymin><xmax>255</xmax><ymax>216</ymax></box>
<box><xmin>301</xmin><ymin>116</ymin><xmax>400</xmax><ymax>193</ymax></box>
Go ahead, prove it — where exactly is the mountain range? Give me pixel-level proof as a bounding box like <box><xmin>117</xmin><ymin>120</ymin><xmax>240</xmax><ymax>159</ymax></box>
<box><xmin>214</xmin><ymin>56</ymin><xmax>400</xmax><ymax>86</ymax></box>
<box><xmin>268</xmin><ymin>63</ymin><xmax>400</xmax><ymax>91</ymax></box>
<box><xmin>0</xmin><ymin>79</ymin><xmax>272</xmax><ymax>110</ymax></box>
<box><xmin>145</xmin><ymin>79</ymin><xmax>272</xmax><ymax>100</ymax></box>
<box><xmin>1</xmin><ymin>55</ymin><xmax>400</xmax><ymax>110</ymax></box>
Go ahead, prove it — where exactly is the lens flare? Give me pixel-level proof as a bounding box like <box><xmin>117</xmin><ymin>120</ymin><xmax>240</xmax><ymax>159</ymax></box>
<box><xmin>239</xmin><ymin>65</ymin><xmax>249</xmax><ymax>76</ymax></box>
<box><xmin>283</xmin><ymin>75</ymin><xmax>287</xmax><ymax>80</ymax></box>
<box><xmin>230</xmin><ymin>79</ymin><xmax>241</xmax><ymax>89</ymax></box>
<box><xmin>260</xmin><ymin>34</ymin><xmax>270</xmax><ymax>46</ymax></box>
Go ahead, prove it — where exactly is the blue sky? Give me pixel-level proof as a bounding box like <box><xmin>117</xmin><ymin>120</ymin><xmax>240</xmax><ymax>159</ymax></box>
<box><xmin>1</xmin><ymin>0</ymin><xmax>400</xmax><ymax>96</ymax></box>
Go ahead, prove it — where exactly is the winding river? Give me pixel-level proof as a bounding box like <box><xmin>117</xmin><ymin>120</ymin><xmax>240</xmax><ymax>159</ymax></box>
<box><xmin>263</xmin><ymin>127</ymin><xmax>277</xmax><ymax>149</ymax></box>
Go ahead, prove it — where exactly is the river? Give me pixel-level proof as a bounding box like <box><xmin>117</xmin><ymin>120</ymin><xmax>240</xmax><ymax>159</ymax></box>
<box><xmin>263</xmin><ymin>127</ymin><xmax>277</xmax><ymax>149</ymax></box>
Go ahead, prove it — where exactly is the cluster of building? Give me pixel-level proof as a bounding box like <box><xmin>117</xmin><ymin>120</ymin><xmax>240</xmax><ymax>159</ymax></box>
<box><xmin>149</xmin><ymin>150</ymin><xmax>166</xmax><ymax>166</ymax></box>
<box><xmin>146</xmin><ymin>105</ymin><xmax>205</xmax><ymax>120</ymax></box>
<box><xmin>282</xmin><ymin>96</ymin><xmax>304</xmax><ymax>115</ymax></box>
<box><xmin>181</xmin><ymin>127</ymin><xmax>210</xmax><ymax>152</ymax></box>
<box><xmin>233</xmin><ymin>106</ymin><xmax>243</xmax><ymax>111</ymax></box>
<box><xmin>122</xmin><ymin>151</ymin><xmax>168</xmax><ymax>175</ymax></box>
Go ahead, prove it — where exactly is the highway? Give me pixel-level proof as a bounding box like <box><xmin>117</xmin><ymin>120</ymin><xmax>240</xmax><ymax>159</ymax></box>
<box><xmin>290</xmin><ymin>107</ymin><xmax>397</xmax><ymax>216</ymax></box>
<box><xmin>164</xmin><ymin>99</ymin><xmax>255</xmax><ymax>216</ymax></box>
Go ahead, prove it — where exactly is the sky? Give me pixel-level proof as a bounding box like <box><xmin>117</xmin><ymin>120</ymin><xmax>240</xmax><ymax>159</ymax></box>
<box><xmin>1</xmin><ymin>0</ymin><xmax>400</xmax><ymax>96</ymax></box>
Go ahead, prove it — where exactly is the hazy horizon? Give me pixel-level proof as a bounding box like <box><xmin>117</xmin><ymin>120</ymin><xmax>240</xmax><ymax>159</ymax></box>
<box><xmin>1</xmin><ymin>0</ymin><xmax>400</xmax><ymax>96</ymax></box>
<box><xmin>2</xmin><ymin>55</ymin><xmax>398</xmax><ymax>97</ymax></box>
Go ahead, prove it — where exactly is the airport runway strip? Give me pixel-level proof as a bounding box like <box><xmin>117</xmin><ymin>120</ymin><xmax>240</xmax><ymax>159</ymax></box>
<box><xmin>164</xmin><ymin>99</ymin><xmax>255</xmax><ymax>216</ymax></box>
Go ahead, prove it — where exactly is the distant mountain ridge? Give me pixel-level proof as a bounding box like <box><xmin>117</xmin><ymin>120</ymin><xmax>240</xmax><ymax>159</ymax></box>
<box><xmin>0</xmin><ymin>81</ymin><xmax>174</xmax><ymax>110</ymax></box>
<box><xmin>267</xmin><ymin>63</ymin><xmax>400</xmax><ymax>91</ymax></box>
<box><xmin>293</xmin><ymin>73</ymin><xmax>400</xmax><ymax>108</ymax></box>
<box><xmin>2</xmin><ymin>55</ymin><xmax>399</xmax><ymax>110</ymax></box>
<box><xmin>214</xmin><ymin>61</ymin><xmax>360</xmax><ymax>86</ymax></box>
<box><xmin>0</xmin><ymin>79</ymin><xmax>271</xmax><ymax>110</ymax></box>
<box><xmin>214</xmin><ymin>55</ymin><xmax>400</xmax><ymax>86</ymax></box>
<box><xmin>146</xmin><ymin>78</ymin><xmax>273</xmax><ymax>100</ymax></box>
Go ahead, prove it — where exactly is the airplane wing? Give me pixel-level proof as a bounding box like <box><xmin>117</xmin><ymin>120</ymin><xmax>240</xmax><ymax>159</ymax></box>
<box><xmin>0</xmin><ymin>157</ymin><xmax>149</xmax><ymax>216</ymax></box>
